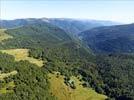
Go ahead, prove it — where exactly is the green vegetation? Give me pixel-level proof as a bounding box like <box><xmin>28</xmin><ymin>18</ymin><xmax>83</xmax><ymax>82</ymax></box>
<box><xmin>1</xmin><ymin>49</ymin><xmax>44</xmax><ymax>67</ymax></box>
<box><xmin>0</xmin><ymin>70</ymin><xmax>17</xmax><ymax>80</ymax></box>
<box><xmin>0</xmin><ymin>52</ymin><xmax>56</xmax><ymax>100</ymax></box>
<box><xmin>0</xmin><ymin>71</ymin><xmax>17</xmax><ymax>94</ymax></box>
<box><xmin>0</xmin><ymin>29</ymin><xmax>13</xmax><ymax>42</ymax></box>
<box><xmin>96</xmin><ymin>54</ymin><xmax>134</xmax><ymax>100</ymax></box>
<box><xmin>48</xmin><ymin>72</ymin><xmax>107</xmax><ymax>100</ymax></box>
<box><xmin>0</xmin><ymin>81</ymin><xmax>15</xmax><ymax>94</ymax></box>
<box><xmin>80</xmin><ymin>24</ymin><xmax>134</xmax><ymax>53</ymax></box>
<box><xmin>0</xmin><ymin>23</ymin><xmax>133</xmax><ymax>100</ymax></box>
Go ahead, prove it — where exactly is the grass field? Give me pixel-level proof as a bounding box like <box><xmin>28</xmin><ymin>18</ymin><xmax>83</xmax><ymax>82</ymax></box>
<box><xmin>0</xmin><ymin>81</ymin><xmax>15</xmax><ymax>94</ymax></box>
<box><xmin>1</xmin><ymin>49</ymin><xmax>44</xmax><ymax>67</ymax></box>
<box><xmin>0</xmin><ymin>71</ymin><xmax>17</xmax><ymax>94</ymax></box>
<box><xmin>0</xmin><ymin>29</ymin><xmax>13</xmax><ymax>42</ymax></box>
<box><xmin>48</xmin><ymin>72</ymin><xmax>107</xmax><ymax>100</ymax></box>
<box><xmin>0</xmin><ymin>70</ymin><xmax>17</xmax><ymax>80</ymax></box>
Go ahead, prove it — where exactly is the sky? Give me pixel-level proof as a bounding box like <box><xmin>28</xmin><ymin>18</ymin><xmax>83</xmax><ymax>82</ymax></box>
<box><xmin>0</xmin><ymin>0</ymin><xmax>134</xmax><ymax>23</ymax></box>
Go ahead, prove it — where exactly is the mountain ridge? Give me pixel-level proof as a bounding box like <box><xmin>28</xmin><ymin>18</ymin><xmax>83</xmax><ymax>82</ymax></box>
<box><xmin>0</xmin><ymin>18</ymin><xmax>121</xmax><ymax>37</ymax></box>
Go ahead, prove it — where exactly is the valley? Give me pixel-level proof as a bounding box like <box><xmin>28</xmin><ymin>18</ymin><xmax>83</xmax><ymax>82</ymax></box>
<box><xmin>1</xmin><ymin>0</ymin><xmax>134</xmax><ymax>99</ymax></box>
<box><xmin>0</xmin><ymin>18</ymin><xmax>134</xmax><ymax>100</ymax></box>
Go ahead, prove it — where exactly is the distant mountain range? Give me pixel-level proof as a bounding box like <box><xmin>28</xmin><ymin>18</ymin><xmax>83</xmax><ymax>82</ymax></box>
<box><xmin>1</xmin><ymin>18</ymin><xmax>134</xmax><ymax>54</ymax></box>
<box><xmin>45</xmin><ymin>18</ymin><xmax>121</xmax><ymax>35</ymax></box>
<box><xmin>2</xmin><ymin>18</ymin><xmax>134</xmax><ymax>54</ymax></box>
<box><xmin>0</xmin><ymin>18</ymin><xmax>121</xmax><ymax>36</ymax></box>
<box><xmin>79</xmin><ymin>23</ymin><xmax>134</xmax><ymax>53</ymax></box>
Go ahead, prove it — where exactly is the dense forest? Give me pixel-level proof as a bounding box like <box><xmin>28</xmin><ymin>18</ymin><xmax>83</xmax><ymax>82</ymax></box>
<box><xmin>96</xmin><ymin>54</ymin><xmax>134</xmax><ymax>100</ymax></box>
<box><xmin>0</xmin><ymin>22</ymin><xmax>134</xmax><ymax>100</ymax></box>
<box><xmin>0</xmin><ymin>52</ymin><xmax>56</xmax><ymax>100</ymax></box>
<box><xmin>79</xmin><ymin>24</ymin><xmax>134</xmax><ymax>53</ymax></box>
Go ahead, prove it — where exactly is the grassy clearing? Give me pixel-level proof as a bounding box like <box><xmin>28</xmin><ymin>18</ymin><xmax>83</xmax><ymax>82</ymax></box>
<box><xmin>1</xmin><ymin>49</ymin><xmax>44</xmax><ymax>67</ymax></box>
<box><xmin>0</xmin><ymin>81</ymin><xmax>15</xmax><ymax>94</ymax></box>
<box><xmin>0</xmin><ymin>70</ymin><xmax>17</xmax><ymax>80</ymax></box>
<box><xmin>0</xmin><ymin>71</ymin><xmax>17</xmax><ymax>94</ymax></box>
<box><xmin>0</xmin><ymin>29</ymin><xmax>13</xmax><ymax>42</ymax></box>
<box><xmin>48</xmin><ymin>72</ymin><xmax>107</xmax><ymax>100</ymax></box>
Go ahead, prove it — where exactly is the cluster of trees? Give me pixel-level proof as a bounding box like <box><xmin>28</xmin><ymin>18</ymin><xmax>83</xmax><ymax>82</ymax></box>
<box><xmin>0</xmin><ymin>53</ymin><xmax>56</xmax><ymax>100</ymax></box>
<box><xmin>96</xmin><ymin>54</ymin><xmax>134</xmax><ymax>100</ymax></box>
<box><xmin>0</xmin><ymin>24</ymin><xmax>133</xmax><ymax>100</ymax></box>
<box><xmin>64</xmin><ymin>77</ymin><xmax>76</xmax><ymax>89</ymax></box>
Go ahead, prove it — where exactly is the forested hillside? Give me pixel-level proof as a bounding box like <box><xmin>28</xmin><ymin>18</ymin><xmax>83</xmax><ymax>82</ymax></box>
<box><xmin>96</xmin><ymin>54</ymin><xmax>134</xmax><ymax>100</ymax></box>
<box><xmin>0</xmin><ymin>18</ymin><xmax>120</xmax><ymax>37</ymax></box>
<box><xmin>79</xmin><ymin>24</ymin><xmax>134</xmax><ymax>53</ymax></box>
<box><xmin>0</xmin><ymin>52</ymin><xmax>56</xmax><ymax>100</ymax></box>
<box><xmin>0</xmin><ymin>23</ymin><xmax>106</xmax><ymax>100</ymax></box>
<box><xmin>0</xmin><ymin>22</ymin><xmax>134</xmax><ymax>100</ymax></box>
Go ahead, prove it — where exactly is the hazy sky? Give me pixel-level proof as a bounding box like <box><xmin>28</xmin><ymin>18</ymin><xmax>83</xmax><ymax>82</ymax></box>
<box><xmin>0</xmin><ymin>0</ymin><xmax>134</xmax><ymax>23</ymax></box>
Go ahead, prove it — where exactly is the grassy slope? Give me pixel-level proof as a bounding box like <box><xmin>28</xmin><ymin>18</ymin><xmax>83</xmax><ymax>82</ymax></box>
<box><xmin>0</xmin><ymin>29</ymin><xmax>13</xmax><ymax>42</ymax></box>
<box><xmin>0</xmin><ymin>48</ymin><xmax>106</xmax><ymax>100</ymax></box>
<box><xmin>0</xmin><ymin>49</ymin><xmax>44</xmax><ymax>67</ymax></box>
<box><xmin>0</xmin><ymin>70</ymin><xmax>17</xmax><ymax>80</ymax></box>
<box><xmin>0</xmin><ymin>71</ymin><xmax>17</xmax><ymax>94</ymax></box>
<box><xmin>48</xmin><ymin>72</ymin><xmax>107</xmax><ymax>100</ymax></box>
<box><xmin>0</xmin><ymin>81</ymin><xmax>15</xmax><ymax>94</ymax></box>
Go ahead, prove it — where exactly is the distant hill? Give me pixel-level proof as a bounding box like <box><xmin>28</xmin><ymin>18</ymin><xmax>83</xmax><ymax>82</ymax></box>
<box><xmin>0</xmin><ymin>18</ymin><xmax>120</xmax><ymax>36</ymax></box>
<box><xmin>79</xmin><ymin>24</ymin><xmax>134</xmax><ymax>53</ymax></box>
<box><xmin>46</xmin><ymin>18</ymin><xmax>120</xmax><ymax>35</ymax></box>
<box><xmin>0</xmin><ymin>18</ymin><xmax>45</xmax><ymax>28</ymax></box>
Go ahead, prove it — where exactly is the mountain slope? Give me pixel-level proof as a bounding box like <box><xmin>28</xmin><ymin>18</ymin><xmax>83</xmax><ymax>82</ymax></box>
<box><xmin>0</xmin><ymin>21</ymin><xmax>134</xmax><ymax>99</ymax></box>
<box><xmin>48</xmin><ymin>18</ymin><xmax>120</xmax><ymax>35</ymax></box>
<box><xmin>0</xmin><ymin>18</ymin><xmax>120</xmax><ymax>36</ymax></box>
<box><xmin>96</xmin><ymin>54</ymin><xmax>134</xmax><ymax>99</ymax></box>
<box><xmin>0</xmin><ymin>21</ymin><xmax>107</xmax><ymax>100</ymax></box>
<box><xmin>0</xmin><ymin>23</ymin><xmax>72</xmax><ymax>48</ymax></box>
<box><xmin>0</xmin><ymin>18</ymin><xmax>45</xmax><ymax>28</ymax></box>
<box><xmin>79</xmin><ymin>24</ymin><xmax>134</xmax><ymax>53</ymax></box>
